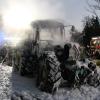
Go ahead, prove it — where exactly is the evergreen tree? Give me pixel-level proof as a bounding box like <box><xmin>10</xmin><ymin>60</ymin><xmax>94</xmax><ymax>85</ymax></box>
<box><xmin>83</xmin><ymin>16</ymin><xmax>100</xmax><ymax>46</ymax></box>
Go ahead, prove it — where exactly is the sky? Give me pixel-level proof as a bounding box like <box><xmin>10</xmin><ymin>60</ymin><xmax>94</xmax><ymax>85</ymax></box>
<box><xmin>0</xmin><ymin>0</ymin><xmax>91</xmax><ymax>30</ymax></box>
<box><xmin>0</xmin><ymin>0</ymin><xmax>93</xmax><ymax>46</ymax></box>
<box><xmin>0</xmin><ymin>31</ymin><xmax>5</xmax><ymax>46</ymax></box>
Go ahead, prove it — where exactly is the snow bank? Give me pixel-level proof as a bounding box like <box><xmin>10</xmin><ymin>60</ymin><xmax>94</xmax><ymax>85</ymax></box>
<box><xmin>1</xmin><ymin>64</ymin><xmax>100</xmax><ymax>100</ymax></box>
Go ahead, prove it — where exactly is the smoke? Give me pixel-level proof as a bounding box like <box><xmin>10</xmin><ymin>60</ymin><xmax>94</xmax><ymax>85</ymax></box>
<box><xmin>32</xmin><ymin>20</ymin><xmax>64</xmax><ymax>29</ymax></box>
<box><xmin>0</xmin><ymin>0</ymin><xmax>72</xmax><ymax>46</ymax></box>
<box><xmin>32</xmin><ymin>20</ymin><xmax>71</xmax><ymax>46</ymax></box>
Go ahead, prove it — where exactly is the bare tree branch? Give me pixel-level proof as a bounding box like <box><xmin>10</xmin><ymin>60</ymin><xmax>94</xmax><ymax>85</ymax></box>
<box><xmin>86</xmin><ymin>0</ymin><xmax>98</xmax><ymax>16</ymax></box>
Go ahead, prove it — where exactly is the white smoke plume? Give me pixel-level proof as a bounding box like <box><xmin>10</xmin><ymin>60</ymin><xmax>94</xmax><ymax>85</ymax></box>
<box><xmin>0</xmin><ymin>0</ymin><xmax>72</xmax><ymax>47</ymax></box>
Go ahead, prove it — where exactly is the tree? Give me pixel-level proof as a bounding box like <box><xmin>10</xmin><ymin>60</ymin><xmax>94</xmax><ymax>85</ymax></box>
<box><xmin>87</xmin><ymin>0</ymin><xmax>100</xmax><ymax>16</ymax></box>
<box><xmin>82</xmin><ymin>16</ymin><xmax>100</xmax><ymax>46</ymax></box>
<box><xmin>90</xmin><ymin>0</ymin><xmax>100</xmax><ymax>10</ymax></box>
<box><xmin>70</xmin><ymin>26</ymin><xmax>83</xmax><ymax>45</ymax></box>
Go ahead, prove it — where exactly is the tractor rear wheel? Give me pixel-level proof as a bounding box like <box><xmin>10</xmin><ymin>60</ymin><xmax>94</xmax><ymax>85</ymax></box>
<box><xmin>37</xmin><ymin>52</ymin><xmax>62</xmax><ymax>93</ymax></box>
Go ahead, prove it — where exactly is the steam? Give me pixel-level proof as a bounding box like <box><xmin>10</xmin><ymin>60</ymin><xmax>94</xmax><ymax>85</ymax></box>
<box><xmin>32</xmin><ymin>20</ymin><xmax>65</xmax><ymax>37</ymax></box>
<box><xmin>32</xmin><ymin>20</ymin><xmax>71</xmax><ymax>46</ymax></box>
<box><xmin>0</xmin><ymin>0</ymin><xmax>72</xmax><ymax>47</ymax></box>
<box><xmin>32</xmin><ymin>20</ymin><xmax>64</xmax><ymax>29</ymax></box>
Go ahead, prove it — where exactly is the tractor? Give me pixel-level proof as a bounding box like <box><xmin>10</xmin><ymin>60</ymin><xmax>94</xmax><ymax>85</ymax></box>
<box><xmin>13</xmin><ymin>20</ymin><xmax>100</xmax><ymax>93</ymax></box>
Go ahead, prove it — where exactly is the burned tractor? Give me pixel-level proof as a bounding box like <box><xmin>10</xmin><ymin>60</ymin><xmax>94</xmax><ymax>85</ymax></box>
<box><xmin>13</xmin><ymin>20</ymin><xmax>100</xmax><ymax>93</ymax></box>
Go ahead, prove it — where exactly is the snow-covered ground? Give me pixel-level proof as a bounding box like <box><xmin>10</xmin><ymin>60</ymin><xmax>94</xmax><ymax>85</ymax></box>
<box><xmin>1</xmin><ymin>64</ymin><xmax>100</xmax><ymax>100</ymax></box>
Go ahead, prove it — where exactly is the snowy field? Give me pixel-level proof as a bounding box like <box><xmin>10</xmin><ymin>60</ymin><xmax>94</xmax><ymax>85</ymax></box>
<box><xmin>1</xmin><ymin>64</ymin><xmax>100</xmax><ymax>100</ymax></box>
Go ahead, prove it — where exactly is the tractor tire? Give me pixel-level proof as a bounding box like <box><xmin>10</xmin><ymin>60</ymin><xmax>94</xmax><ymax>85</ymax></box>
<box><xmin>87</xmin><ymin>72</ymin><xmax>100</xmax><ymax>87</ymax></box>
<box><xmin>18</xmin><ymin>57</ymin><xmax>27</xmax><ymax>76</ymax></box>
<box><xmin>19</xmin><ymin>64</ymin><xmax>26</xmax><ymax>76</ymax></box>
<box><xmin>19</xmin><ymin>49</ymin><xmax>34</xmax><ymax>76</ymax></box>
<box><xmin>37</xmin><ymin>52</ymin><xmax>62</xmax><ymax>93</ymax></box>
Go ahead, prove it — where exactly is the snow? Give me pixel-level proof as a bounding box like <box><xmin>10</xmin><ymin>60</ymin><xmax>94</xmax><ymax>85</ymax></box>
<box><xmin>1</xmin><ymin>64</ymin><xmax>100</xmax><ymax>100</ymax></box>
<box><xmin>0</xmin><ymin>64</ymin><xmax>12</xmax><ymax>100</ymax></box>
